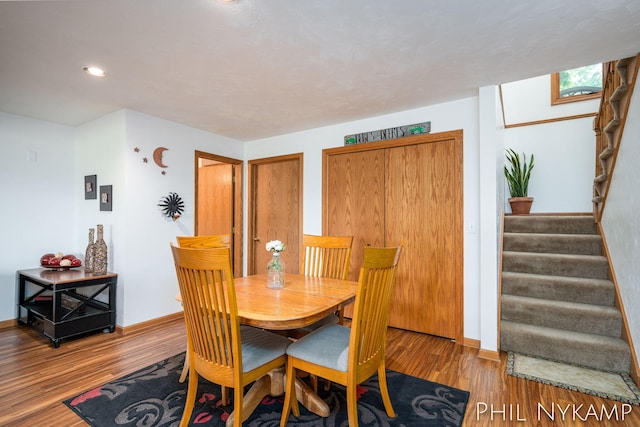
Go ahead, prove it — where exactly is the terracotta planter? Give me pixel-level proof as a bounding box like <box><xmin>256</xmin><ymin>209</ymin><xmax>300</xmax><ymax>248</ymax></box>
<box><xmin>508</xmin><ymin>197</ymin><xmax>533</xmax><ymax>215</ymax></box>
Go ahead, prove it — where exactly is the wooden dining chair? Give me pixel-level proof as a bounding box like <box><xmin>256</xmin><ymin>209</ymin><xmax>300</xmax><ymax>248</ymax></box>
<box><xmin>285</xmin><ymin>234</ymin><xmax>353</xmax><ymax>339</ymax></box>
<box><xmin>171</xmin><ymin>244</ymin><xmax>291</xmax><ymax>427</ymax></box>
<box><xmin>175</xmin><ymin>234</ymin><xmax>232</xmax><ymax>384</ymax></box>
<box><xmin>280</xmin><ymin>246</ymin><xmax>402</xmax><ymax>427</ymax></box>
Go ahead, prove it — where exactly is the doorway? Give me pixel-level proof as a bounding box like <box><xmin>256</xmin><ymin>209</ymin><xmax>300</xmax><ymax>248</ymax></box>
<box><xmin>194</xmin><ymin>150</ymin><xmax>243</xmax><ymax>277</ymax></box>
<box><xmin>248</xmin><ymin>153</ymin><xmax>303</xmax><ymax>275</ymax></box>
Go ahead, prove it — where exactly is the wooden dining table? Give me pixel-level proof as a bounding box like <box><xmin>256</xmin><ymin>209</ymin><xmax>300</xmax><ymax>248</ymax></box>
<box><xmin>179</xmin><ymin>272</ymin><xmax>358</xmax><ymax>424</ymax></box>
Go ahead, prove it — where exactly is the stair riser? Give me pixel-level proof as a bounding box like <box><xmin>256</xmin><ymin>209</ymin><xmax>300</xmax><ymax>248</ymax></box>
<box><xmin>501</xmin><ymin>299</ymin><xmax>622</xmax><ymax>337</ymax></box>
<box><xmin>503</xmin><ymin>233</ymin><xmax>602</xmax><ymax>255</ymax></box>
<box><xmin>501</xmin><ymin>324</ymin><xmax>630</xmax><ymax>372</ymax></box>
<box><xmin>503</xmin><ymin>253</ymin><xmax>609</xmax><ymax>279</ymax></box>
<box><xmin>504</xmin><ymin>216</ymin><xmax>596</xmax><ymax>235</ymax></box>
<box><xmin>501</xmin><ymin>273</ymin><xmax>615</xmax><ymax>306</ymax></box>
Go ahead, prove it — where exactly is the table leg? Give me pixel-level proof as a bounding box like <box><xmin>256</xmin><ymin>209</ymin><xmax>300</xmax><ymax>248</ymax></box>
<box><xmin>226</xmin><ymin>368</ymin><xmax>330</xmax><ymax>425</ymax></box>
<box><xmin>294</xmin><ymin>376</ymin><xmax>330</xmax><ymax>417</ymax></box>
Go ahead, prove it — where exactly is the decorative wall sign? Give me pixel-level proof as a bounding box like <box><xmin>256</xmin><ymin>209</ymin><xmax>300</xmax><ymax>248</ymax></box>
<box><xmin>158</xmin><ymin>192</ymin><xmax>184</xmax><ymax>220</ymax></box>
<box><xmin>100</xmin><ymin>185</ymin><xmax>113</xmax><ymax>211</ymax></box>
<box><xmin>344</xmin><ymin>121</ymin><xmax>431</xmax><ymax>145</ymax></box>
<box><xmin>84</xmin><ymin>175</ymin><xmax>97</xmax><ymax>200</ymax></box>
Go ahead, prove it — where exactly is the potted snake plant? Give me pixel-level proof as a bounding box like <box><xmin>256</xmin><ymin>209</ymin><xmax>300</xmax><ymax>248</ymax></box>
<box><xmin>504</xmin><ymin>148</ymin><xmax>534</xmax><ymax>215</ymax></box>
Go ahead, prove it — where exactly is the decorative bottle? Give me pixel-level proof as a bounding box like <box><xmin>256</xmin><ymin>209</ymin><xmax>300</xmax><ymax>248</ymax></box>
<box><xmin>266</xmin><ymin>252</ymin><xmax>285</xmax><ymax>289</ymax></box>
<box><xmin>84</xmin><ymin>228</ymin><xmax>95</xmax><ymax>273</ymax></box>
<box><xmin>93</xmin><ymin>224</ymin><xmax>108</xmax><ymax>275</ymax></box>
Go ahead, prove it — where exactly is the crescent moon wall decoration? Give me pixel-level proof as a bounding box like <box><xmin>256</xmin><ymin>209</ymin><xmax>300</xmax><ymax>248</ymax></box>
<box><xmin>153</xmin><ymin>147</ymin><xmax>168</xmax><ymax>168</ymax></box>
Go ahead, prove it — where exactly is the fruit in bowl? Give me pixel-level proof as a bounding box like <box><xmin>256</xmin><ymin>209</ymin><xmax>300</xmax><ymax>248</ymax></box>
<box><xmin>40</xmin><ymin>253</ymin><xmax>55</xmax><ymax>265</ymax></box>
<box><xmin>40</xmin><ymin>253</ymin><xmax>82</xmax><ymax>268</ymax></box>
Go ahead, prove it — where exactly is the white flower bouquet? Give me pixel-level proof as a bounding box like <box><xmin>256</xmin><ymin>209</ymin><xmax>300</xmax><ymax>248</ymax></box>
<box><xmin>266</xmin><ymin>240</ymin><xmax>286</xmax><ymax>253</ymax></box>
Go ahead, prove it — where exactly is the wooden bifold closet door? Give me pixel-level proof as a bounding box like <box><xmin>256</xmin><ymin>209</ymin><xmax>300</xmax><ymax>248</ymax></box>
<box><xmin>323</xmin><ymin>130</ymin><xmax>463</xmax><ymax>342</ymax></box>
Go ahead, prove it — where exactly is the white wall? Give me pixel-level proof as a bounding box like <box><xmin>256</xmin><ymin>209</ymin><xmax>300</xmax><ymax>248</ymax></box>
<box><xmin>0</xmin><ymin>113</ymin><xmax>76</xmax><ymax>322</ymax></box>
<box><xmin>478</xmin><ymin>86</ymin><xmax>503</xmax><ymax>352</ymax></box>
<box><xmin>244</xmin><ymin>97</ymin><xmax>486</xmax><ymax>344</ymax></box>
<box><xmin>120</xmin><ymin>111</ymin><xmax>243</xmax><ymax>325</ymax></box>
<box><xmin>502</xmin><ymin>74</ymin><xmax>599</xmax><ymax>124</ymax></box>
<box><xmin>501</xmin><ymin>76</ymin><xmax>597</xmax><ymax>213</ymax></box>
<box><xmin>601</xmin><ymin>85</ymin><xmax>640</xmax><ymax>362</ymax></box>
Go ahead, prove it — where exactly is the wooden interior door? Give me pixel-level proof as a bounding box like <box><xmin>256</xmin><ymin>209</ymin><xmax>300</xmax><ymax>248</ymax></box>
<box><xmin>385</xmin><ymin>139</ymin><xmax>463</xmax><ymax>339</ymax></box>
<box><xmin>323</xmin><ymin>131</ymin><xmax>463</xmax><ymax>342</ymax></box>
<box><xmin>248</xmin><ymin>154</ymin><xmax>302</xmax><ymax>275</ymax></box>
<box><xmin>195</xmin><ymin>151</ymin><xmax>243</xmax><ymax>278</ymax></box>
<box><xmin>324</xmin><ymin>149</ymin><xmax>385</xmax><ymax>281</ymax></box>
<box><xmin>197</xmin><ymin>163</ymin><xmax>233</xmax><ymax>235</ymax></box>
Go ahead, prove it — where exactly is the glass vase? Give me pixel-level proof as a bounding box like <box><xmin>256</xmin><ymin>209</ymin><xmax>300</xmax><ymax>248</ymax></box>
<box><xmin>93</xmin><ymin>224</ymin><xmax>108</xmax><ymax>275</ymax></box>
<box><xmin>84</xmin><ymin>228</ymin><xmax>95</xmax><ymax>273</ymax></box>
<box><xmin>266</xmin><ymin>252</ymin><xmax>285</xmax><ymax>289</ymax></box>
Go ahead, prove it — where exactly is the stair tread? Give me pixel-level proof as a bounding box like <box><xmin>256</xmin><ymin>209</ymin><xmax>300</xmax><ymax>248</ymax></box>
<box><xmin>504</xmin><ymin>215</ymin><xmax>597</xmax><ymax>235</ymax></box>
<box><xmin>502</xmin><ymin>294</ymin><xmax>620</xmax><ymax>314</ymax></box>
<box><xmin>503</xmin><ymin>232</ymin><xmax>602</xmax><ymax>255</ymax></box>
<box><xmin>502</xmin><ymin>271</ymin><xmax>613</xmax><ymax>286</ymax></box>
<box><xmin>502</xmin><ymin>295</ymin><xmax>622</xmax><ymax>337</ymax></box>
<box><xmin>502</xmin><ymin>251</ymin><xmax>609</xmax><ymax>279</ymax></box>
<box><xmin>501</xmin><ymin>271</ymin><xmax>615</xmax><ymax>305</ymax></box>
<box><xmin>501</xmin><ymin>320</ymin><xmax>631</xmax><ymax>372</ymax></box>
<box><xmin>501</xmin><ymin>320</ymin><xmax>628</xmax><ymax>347</ymax></box>
<box><xmin>503</xmin><ymin>251</ymin><xmax>607</xmax><ymax>261</ymax></box>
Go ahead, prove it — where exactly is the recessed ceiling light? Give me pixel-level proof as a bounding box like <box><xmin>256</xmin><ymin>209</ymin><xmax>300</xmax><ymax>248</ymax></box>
<box><xmin>83</xmin><ymin>66</ymin><xmax>106</xmax><ymax>77</ymax></box>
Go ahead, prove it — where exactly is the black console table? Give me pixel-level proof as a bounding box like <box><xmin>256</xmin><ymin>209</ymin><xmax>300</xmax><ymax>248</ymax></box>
<box><xmin>17</xmin><ymin>268</ymin><xmax>117</xmax><ymax>348</ymax></box>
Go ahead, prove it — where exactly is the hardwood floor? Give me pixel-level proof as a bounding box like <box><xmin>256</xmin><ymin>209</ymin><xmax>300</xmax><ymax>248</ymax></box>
<box><xmin>1</xmin><ymin>318</ymin><xmax>638</xmax><ymax>426</ymax></box>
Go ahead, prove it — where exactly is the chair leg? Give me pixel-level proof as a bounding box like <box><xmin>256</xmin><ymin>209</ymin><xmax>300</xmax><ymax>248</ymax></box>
<box><xmin>179</xmin><ymin>366</ymin><xmax>199</xmax><ymax>427</ymax></box>
<box><xmin>221</xmin><ymin>385</ymin><xmax>229</xmax><ymax>406</ymax></box>
<box><xmin>377</xmin><ymin>364</ymin><xmax>396</xmax><ymax>418</ymax></box>
<box><xmin>236</xmin><ymin>386</ymin><xmax>245</xmax><ymax>427</ymax></box>
<box><xmin>346</xmin><ymin>381</ymin><xmax>359</xmax><ymax>427</ymax></box>
<box><xmin>280</xmin><ymin>359</ymin><xmax>299</xmax><ymax>427</ymax></box>
<box><xmin>178</xmin><ymin>351</ymin><xmax>189</xmax><ymax>383</ymax></box>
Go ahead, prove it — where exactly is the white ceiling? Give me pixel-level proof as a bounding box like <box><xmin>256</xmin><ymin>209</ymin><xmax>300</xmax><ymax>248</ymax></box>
<box><xmin>2</xmin><ymin>0</ymin><xmax>640</xmax><ymax>141</ymax></box>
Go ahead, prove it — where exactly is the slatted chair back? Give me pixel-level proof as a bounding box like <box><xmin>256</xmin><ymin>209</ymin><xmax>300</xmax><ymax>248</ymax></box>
<box><xmin>176</xmin><ymin>234</ymin><xmax>232</xmax><ymax>249</ymax></box>
<box><xmin>174</xmin><ymin>233</ymin><xmax>233</xmax><ymax>385</ymax></box>
<box><xmin>300</xmin><ymin>234</ymin><xmax>353</xmax><ymax>280</ymax></box>
<box><xmin>349</xmin><ymin>246</ymin><xmax>402</xmax><ymax>375</ymax></box>
<box><xmin>171</xmin><ymin>245</ymin><xmax>241</xmax><ymax>377</ymax></box>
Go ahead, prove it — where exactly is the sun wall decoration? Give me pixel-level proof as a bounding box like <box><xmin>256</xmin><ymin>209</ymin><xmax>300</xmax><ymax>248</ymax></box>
<box><xmin>159</xmin><ymin>192</ymin><xmax>184</xmax><ymax>220</ymax></box>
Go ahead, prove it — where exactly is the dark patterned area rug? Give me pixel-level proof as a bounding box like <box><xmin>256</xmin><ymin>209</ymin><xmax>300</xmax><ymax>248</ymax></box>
<box><xmin>64</xmin><ymin>352</ymin><xmax>469</xmax><ymax>426</ymax></box>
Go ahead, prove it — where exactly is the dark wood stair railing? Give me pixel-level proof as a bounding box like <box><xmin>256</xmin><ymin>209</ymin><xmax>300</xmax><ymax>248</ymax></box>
<box><xmin>592</xmin><ymin>54</ymin><xmax>639</xmax><ymax>223</ymax></box>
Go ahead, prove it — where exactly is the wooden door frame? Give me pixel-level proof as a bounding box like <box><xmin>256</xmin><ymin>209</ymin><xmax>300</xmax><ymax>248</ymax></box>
<box><xmin>322</xmin><ymin>130</ymin><xmax>464</xmax><ymax>344</ymax></box>
<box><xmin>194</xmin><ymin>150</ymin><xmax>243</xmax><ymax>278</ymax></box>
<box><xmin>248</xmin><ymin>153</ymin><xmax>303</xmax><ymax>275</ymax></box>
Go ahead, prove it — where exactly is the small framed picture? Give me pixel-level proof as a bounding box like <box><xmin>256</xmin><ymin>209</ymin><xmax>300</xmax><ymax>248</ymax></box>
<box><xmin>100</xmin><ymin>185</ymin><xmax>113</xmax><ymax>211</ymax></box>
<box><xmin>84</xmin><ymin>175</ymin><xmax>97</xmax><ymax>199</ymax></box>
